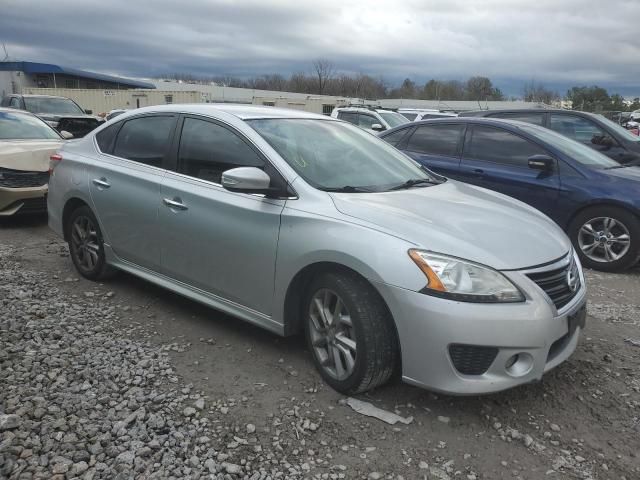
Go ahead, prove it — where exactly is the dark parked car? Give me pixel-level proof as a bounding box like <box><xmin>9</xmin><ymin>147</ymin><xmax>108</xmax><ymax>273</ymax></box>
<box><xmin>1</xmin><ymin>94</ymin><xmax>105</xmax><ymax>138</ymax></box>
<box><xmin>459</xmin><ymin>109</ymin><xmax>640</xmax><ymax>165</ymax></box>
<box><xmin>380</xmin><ymin>118</ymin><xmax>640</xmax><ymax>271</ymax></box>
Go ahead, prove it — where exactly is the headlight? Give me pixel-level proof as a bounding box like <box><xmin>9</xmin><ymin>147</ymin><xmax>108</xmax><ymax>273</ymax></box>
<box><xmin>408</xmin><ymin>250</ymin><xmax>525</xmax><ymax>303</ymax></box>
<box><xmin>45</xmin><ymin>120</ymin><xmax>59</xmax><ymax>128</ymax></box>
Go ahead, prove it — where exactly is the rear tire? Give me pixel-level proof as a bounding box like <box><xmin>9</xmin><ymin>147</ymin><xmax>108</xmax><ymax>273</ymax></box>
<box><xmin>66</xmin><ymin>206</ymin><xmax>116</xmax><ymax>280</ymax></box>
<box><xmin>568</xmin><ymin>206</ymin><xmax>640</xmax><ymax>272</ymax></box>
<box><xmin>303</xmin><ymin>270</ymin><xmax>399</xmax><ymax>394</ymax></box>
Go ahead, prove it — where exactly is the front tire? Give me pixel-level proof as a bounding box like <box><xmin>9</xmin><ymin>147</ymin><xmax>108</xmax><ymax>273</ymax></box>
<box><xmin>303</xmin><ymin>271</ymin><xmax>399</xmax><ymax>394</ymax></box>
<box><xmin>66</xmin><ymin>206</ymin><xmax>115</xmax><ymax>280</ymax></box>
<box><xmin>569</xmin><ymin>206</ymin><xmax>640</xmax><ymax>272</ymax></box>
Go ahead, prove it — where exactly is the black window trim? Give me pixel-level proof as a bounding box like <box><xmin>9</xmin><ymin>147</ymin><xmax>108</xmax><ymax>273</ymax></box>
<box><xmin>461</xmin><ymin>124</ymin><xmax>558</xmax><ymax>170</ymax></box>
<box><xmin>404</xmin><ymin>122</ymin><xmax>466</xmax><ymax>159</ymax></box>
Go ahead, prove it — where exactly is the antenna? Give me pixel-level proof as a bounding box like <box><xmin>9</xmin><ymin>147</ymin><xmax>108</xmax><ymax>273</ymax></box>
<box><xmin>1</xmin><ymin>43</ymin><xmax>9</xmax><ymax>62</ymax></box>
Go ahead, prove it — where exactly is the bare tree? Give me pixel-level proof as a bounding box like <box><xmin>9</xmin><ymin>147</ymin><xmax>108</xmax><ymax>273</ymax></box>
<box><xmin>312</xmin><ymin>58</ymin><xmax>335</xmax><ymax>95</ymax></box>
<box><xmin>523</xmin><ymin>79</ymin><xmax>559</xmax><ymax>104</ymax></box>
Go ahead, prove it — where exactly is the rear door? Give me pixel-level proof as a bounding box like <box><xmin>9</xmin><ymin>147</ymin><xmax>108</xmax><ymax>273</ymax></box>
<box><xmin>159</xmin><ymin>115</ymin><xmax>284</xmax><ymax>315</ymax></box>
<box><xmin>401</xmin><ymin>123</ymin><xmax>465</xmax><ymax>178</ymax></box>
<box><xmin>459</xmin><ymin>125</ymin><xmax>560</xmax><ymax>218</ymax></box>
<box><xmin>89</xmin><ymin>114</ymin><xmax>177</xmax><ymax>271</ymax></box>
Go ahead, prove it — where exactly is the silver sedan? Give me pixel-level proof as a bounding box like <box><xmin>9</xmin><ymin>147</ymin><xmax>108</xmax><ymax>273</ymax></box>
<box><xmin>47</xmin><ymin>104</ymin><xmax>587</xmax><ymax>395</ymax></box>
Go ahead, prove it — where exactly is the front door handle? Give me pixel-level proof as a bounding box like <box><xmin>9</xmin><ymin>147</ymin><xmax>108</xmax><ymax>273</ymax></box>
<box><xmin>163</xmin><ymin>197</ymin><xmax>188</xmax><ymax>211</ymax></box>
<box><xmin>92</xmin><ymin>178</ymin><xmax>111</xmax><ymax>189</ymax></box>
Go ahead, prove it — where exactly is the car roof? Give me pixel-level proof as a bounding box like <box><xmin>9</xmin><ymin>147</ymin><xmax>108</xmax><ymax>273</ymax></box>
<box><xmin>16</xmin><ymin>94</ymin><xmax>72</xmax><ymax>99</ymax></box>
<box><xmin>121</xmin><ymin>103</ymin><xmax>333</xmax><ymax>121</ymax></box>
<box><xmin>334</xmin><ymin>106</ymin><xmax>393</xmax><ymax>113</ymax></box>
<box><xmin>380</xmin><ymin>116</ymin><xmax>548</xmax><ymax>135</ymax></box>
<box><xmin>461</xmin><ymin>108</ymin><xmax>597</xmax><ymax>117</ymax></box>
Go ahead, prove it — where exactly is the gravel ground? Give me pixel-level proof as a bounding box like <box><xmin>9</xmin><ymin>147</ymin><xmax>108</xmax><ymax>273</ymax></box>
<box><xmin>1</xmin><ymin>215</ymin><xmax>639</xmax><ymax>480</ymax></box>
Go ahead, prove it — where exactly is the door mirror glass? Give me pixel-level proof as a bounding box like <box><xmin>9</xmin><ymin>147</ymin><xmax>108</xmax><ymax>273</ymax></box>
<box><xmin>371</xmin><ymin>123</ymin><xmax>386</xmax><ymax>132</ymax></box>
<box><xmin>60</xmin><ymin>130</ymin><xmax>74</xmax><ymax>140</ymax></box>
<box><xmin>222</xmin><ymin>167</ymin><xmax>272</xmax><ymax>194</ymax></box>
<box><xmin>84</xmin><ymin>109</ymin><xmax>93</xmax><ymax>115</ymax></box>
<box><xmin>528</xmin><ymin>154</ymin><xmax>554</xmax><ymax>171</ymax></box>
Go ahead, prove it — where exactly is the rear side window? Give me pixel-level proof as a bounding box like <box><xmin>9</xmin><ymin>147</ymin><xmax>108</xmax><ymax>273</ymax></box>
<box><xmin>95</xmin><ymin>123</ymin><xmax>120</xmax><ymax>154</ymax></box>
<box><xmin>381</xmin><ymin>128</ymin><xmax>411</xmax><ymax>147</ymax></box>
<box><xmin>490</xmin><ymin>112</ymin><xmax>545</xmax><ymax>126</ymax></box>
<box><xmin>464</xmin><ymin>126</ymin><xmax>547</xmax><ymax>167</ymax></box>
<box><xmin>549</xmin><ymin>114</ymin><xmax>605</xmax><ymax>143</ymax></box>
<box><xmin>406</xmin><ymin>124</ymin><xmax>464</xmax><ymax>157</ymax></box>
<box><xmin>337</xmin><ymin>111</ymin><xmax>358</xmax><ymax>125</ymax></box>
<box><xmin>178</xmin><ymin>117</ymin><xmax>264</xmax><ymax>184</ymax></box>
<box><xmin>113</xmin><ymin>116</ymin><xmax>175</xmax><ymax>167</ymax></box>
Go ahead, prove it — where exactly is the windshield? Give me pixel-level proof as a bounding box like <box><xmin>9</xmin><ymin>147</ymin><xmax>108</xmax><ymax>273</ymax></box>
<box><xmin>520</xmin><ymin>124</ymin><xmax>619</xmax><ymax>168</ymax></box>
<box><xmin>596</xmin><ymin>114</ymin><xmax>640</xmax><ymax>142</ymax></box>
<box><xmin>378</xmin><ymin>111</ymin><xmax>409</xmax><ymax>128</ymax></box>
<box><xmin>248</xmin><ymin>118</ymin><xmax>438</xmax><ymax>191</ymax></box>
<box><xmin>23</xmin><ymin>97</ymin><xmax>84</xmax><ymax>115</ymax></box>
<box><xmin>0</xmin><ymin>111</ymin><xmax>61</xmax><ymax>140</ymax></box>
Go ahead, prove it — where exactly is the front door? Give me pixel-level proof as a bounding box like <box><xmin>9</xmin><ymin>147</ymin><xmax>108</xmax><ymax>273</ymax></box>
<box><xmin>459</xmin><ymin>125</ymin><xmax>560</xmax><ymax>220</ymax></box>
<box><xmin>159</xmin><ymin>116</ymin><xmax>284</xmax><ymax>315</ymax></box>
<box><xmin>90</xmin><ymin>114</ymin><xmax>177</xmax><ymax>271</ymax></box>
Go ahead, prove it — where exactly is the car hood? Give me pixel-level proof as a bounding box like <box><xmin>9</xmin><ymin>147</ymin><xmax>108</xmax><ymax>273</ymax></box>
<box><xmin>599</xmin><ymin>164</ymin><xmax>640</xmax><ymax>181</ymax></box>
<box><xmin>330</xmin><ymin>180</ymin><xmax>571</xmax><ymax>270</ymax></box>
<box><xmin>36</xmin><ymin>113</ymin><xmax>103</xmax><ymax>122</ymax></box>
<box><xmin>0</xmin><ymin>140</ymin><xmax>63</xmax><ymax>171</ymax></box>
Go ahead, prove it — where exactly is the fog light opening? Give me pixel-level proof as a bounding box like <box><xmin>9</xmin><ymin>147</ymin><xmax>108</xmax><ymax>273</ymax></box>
<box><xmin>505</xmin><ymin>352</ymin><xmax>534</xmax><ymax>377</ymax></box>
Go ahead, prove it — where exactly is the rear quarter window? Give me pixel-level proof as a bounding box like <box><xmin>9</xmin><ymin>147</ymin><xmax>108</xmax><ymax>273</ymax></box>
<box><xmin>95</xmin><ymin>123</ymin><xmax>121</xmax><ymax>154</ymax></box>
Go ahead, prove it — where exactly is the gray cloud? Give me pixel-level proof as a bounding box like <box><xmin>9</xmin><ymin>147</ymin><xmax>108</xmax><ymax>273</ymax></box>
<box><xmin>2</xmin><ymin>0</ymin><xmax>639</xmax><ymax>96</ymax></box>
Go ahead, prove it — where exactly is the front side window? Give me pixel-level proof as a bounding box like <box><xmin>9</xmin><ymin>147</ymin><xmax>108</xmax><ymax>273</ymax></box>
<box><xmin>248</xmin><ymin>119</ymin><xmax>439</xmax><ymax>191</ymax></box>
<box><xmin>178</xmin><ymin>117</ymin><xmax>264</xmax><ymax>183</ymax></box>
<box><xmin>406</xmin><ymin>124</ymin><xmax>464</xmax><ymax>157</ymax></box>
<box><xmin>549</xmin><ymin>114</ymin><xmax>605</xmax><ymax>143</ymax></box>
<box><xmin>0</xmin><ymin>111</ymin><xmax>61</xmax><ymax>140</ymax></box>
<box><xmin>378</xmin><ymin>111</ymin><xmax>409</xmax><ymax>128</ymax></box>
<box><xmin>113</xmin><ymin>116</ymin><xmax>175</xmax><ymax>167</ymax></box>
<box><xmin>464</xmin><ymin>126</ymin><xmax>547</xmax><ymax>167</ymax></box>
<box><xmin>337</xmin><ymin>111</ymin><xmax>358</xmax><ymax>125</ymax></box>
<box><xmin>358</xmin><ymin>114</ymin><xmax>379</xmax><ymax>129</ymax></box>
<box><xmin>490</xmin><ymin>112</ymin><xmax>545</xmax><ymax>126</ymax></box>
<box><xmin>23</xmin><ymin>97</ymin><xmax>84</xmax><ymax>115</ymax></box>
<box><xmin>400</xmin><ymin>112</ymin><xmax>417</xmax><ymax>121</ymax></box>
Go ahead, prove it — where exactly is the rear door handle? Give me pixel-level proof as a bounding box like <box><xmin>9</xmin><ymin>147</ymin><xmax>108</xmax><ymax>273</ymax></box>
<box><xmin>92</xmin><ymin>178</ymin><xmax>111</xmax><ymax>189</ymax></box>
<box><xmin>163</xmin><ymin>197</ymin><xmax>188</xmax><ymax>211</ymax></box>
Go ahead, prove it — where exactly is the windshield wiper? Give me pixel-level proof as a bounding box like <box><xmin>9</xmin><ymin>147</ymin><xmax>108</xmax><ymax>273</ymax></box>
<box><xmin>387</xmin><ymin>178</ymin><xmax>440</xmax><ymax>191</ymax></box>
<box><xmin>321</xmin><ymin>185</ymin><xmax>373</xmax><ymax>193</ymax></box>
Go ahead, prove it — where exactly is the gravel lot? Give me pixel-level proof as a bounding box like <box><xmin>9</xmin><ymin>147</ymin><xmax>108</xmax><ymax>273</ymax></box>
<box><xmin>1</xmin><ymin>215</ymin><xmax>639</xmax><ymax>480</ymax></box>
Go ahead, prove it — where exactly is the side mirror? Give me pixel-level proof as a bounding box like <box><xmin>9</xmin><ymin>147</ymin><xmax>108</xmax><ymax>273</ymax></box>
<box><xmin>60</xmin><ymin>130</ymin><xmax>74</xmax><ymax>140</ymax></box>
<box><xmin>222</xmin><ymin>167</ymin><xmax>272</xmax><ymax>195</ymax></box>
<box><xmin>84</xmin><ymin>109</ymin><xmax>93</xmax><ymax>115</ymax></box>
<box><xmin>371</xmin><ymin>123</ymin><xmax>386</xmax><ymax>132</ymax></box>
<box><xmin>528</xmin><ymin>155</ymin><xmax>554</xmax><ymax>171</ymax></box>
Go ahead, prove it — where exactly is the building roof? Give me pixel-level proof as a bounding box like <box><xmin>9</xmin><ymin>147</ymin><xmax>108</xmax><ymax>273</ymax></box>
<box><xmin>0</xmin><ymin>61</ymin><xmax>155</xmax><ymax>89</ymax></box>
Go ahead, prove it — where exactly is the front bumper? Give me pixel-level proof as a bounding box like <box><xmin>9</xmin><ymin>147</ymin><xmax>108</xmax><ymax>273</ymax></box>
<box><xmin>0</xmin><ymin>185</ymin><xmax>48</xmax><ymax>216</ymax></box>
<box><xmin>375</xmin><ymin>256</ymin><xmax>587</xmax><ymax>395</ymax></box>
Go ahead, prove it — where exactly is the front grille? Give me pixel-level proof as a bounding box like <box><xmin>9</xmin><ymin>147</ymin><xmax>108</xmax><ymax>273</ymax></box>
<box><xmin>526</xmin><ymin>258</ymin><xmax>580</xmax><ymax>311</ymax></box>
<box><xmin>0</xmin><ymin>169</ymin><xmax>49</xmax><ymax>188</ymax></box>
<box><xmin>57</xmin><ymin>118</ymin><xmax>100</xmax><ymax>138</ymax></box>
<box><xmin>449</xmin><ymin>344</ymin><xmax>498</xmax><ymax>375</ymax></box>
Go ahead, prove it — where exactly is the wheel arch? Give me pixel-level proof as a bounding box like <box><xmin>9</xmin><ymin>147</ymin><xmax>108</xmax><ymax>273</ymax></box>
<box><xmin>565</xmin><ymin>200</ymin><xmax>640</xmax><ymax>230</ymax></box>
<box><xmin>62</xmin><ymin>197</ymin><xmax>91</xmax><ymax>241</ymax></box>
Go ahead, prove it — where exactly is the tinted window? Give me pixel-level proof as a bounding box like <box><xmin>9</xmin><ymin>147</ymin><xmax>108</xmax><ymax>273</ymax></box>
<box><xmin>549</xmin><ymin>114</ymin><xmax>604</xmax><ymax>143</ymax></box>
<box><xmin>337</xmin><ymin>112</ymin><xmax>358</xmax><ymax>125</ymax></box>
<box><xmin>401</xmin><ymin>112</ymin><xmax>417</xmax><ymax>121</ymax></box>
<box><xmin>465</xmin><ymin>126</ymin><xmax>547</xmax><ymax>167</ymax></box>
<box><xmin>381</xmin><ymin>128</ymin><xmax>411</xmax><ymax>146</ymax></box>
<box><xmin>490</xmin><ymin>112</ymin><xmax>545</xmax><ymax>126</ymax></box>
<box><xmin>178</xmin><ymin>117</ymin><xmax>264</xmax><ymax>183</ymax></box>
<box><xmin>113</xmin><ymin>116</ymin><xmax>174</xmax><ymax>167</ymax></box>
<box><xmin>358</xmin><ymin>114</ymin><xmax>378</xmax><ymax>129</ymax></box>
<box><xmin>95</xmin><ymin>123</ymin><xmax>120</xmax><ymax>153</ymax></box>
<box><xmin>407</xmin><ymin>124</ymin><xmax>464</xmax><ymax>157</ymax></box>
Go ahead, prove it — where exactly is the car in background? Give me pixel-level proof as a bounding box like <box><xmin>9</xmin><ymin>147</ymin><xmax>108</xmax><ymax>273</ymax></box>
<box><xmin>1</xmin><ymin>94</ymin><xmax>105</xmax><ymax>138</ymax></box>
<box><xmin>48</xmin><ymin>104</ymin><xmax>585</xmax><ymax>395</ymax></box>
<box><xmin>398</xmin><ymin>108</ymin><xmax>458</xmax><ymax>121</ymax></box>
<box><xmin>0</xmin><ymin>108</ymin><xmax>67</xmax><ymax>216</ymax></box>
<box><xmin>380</xmin><ymin>117</ymin><xmax>640</xmax><ymax>272</ymax></box>
<box><xmin>330</xmin><ymin>106</ymin><xmax>408</xmax><ymax>133</ymax></box>
<box><xmin>105</xmin><ymin>109</ymin><xmax>129</xmax><ymax>121</ymax></box>
<box><xmin>459</xmin><ymin>109</ymin><xmax>640</xmax><ymax>164</ymax></box>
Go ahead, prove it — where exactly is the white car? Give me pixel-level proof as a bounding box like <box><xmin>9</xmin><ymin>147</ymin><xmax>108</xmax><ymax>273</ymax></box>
<box><xmin>330</xmin><ymin>106</ymin><xmax>409</xmax><ymax>133</ymax></box>
<box><xmin>398</xmin><ymin>108</ymin><xmax>458</xmax><ymax>122</ymax></box>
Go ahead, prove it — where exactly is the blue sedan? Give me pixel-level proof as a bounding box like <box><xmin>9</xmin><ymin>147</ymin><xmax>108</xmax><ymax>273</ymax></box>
<box><xmin>380</xmin><ymin>117</ymin><xmax>640</xmax><ymax>272</ymax></box>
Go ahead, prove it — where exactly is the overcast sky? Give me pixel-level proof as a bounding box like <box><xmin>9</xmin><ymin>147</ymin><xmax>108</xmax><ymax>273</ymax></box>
<box><xmin>2</xmin><ymin>0</ymin><xmax>639</xmax><ymax>97</ymax></box>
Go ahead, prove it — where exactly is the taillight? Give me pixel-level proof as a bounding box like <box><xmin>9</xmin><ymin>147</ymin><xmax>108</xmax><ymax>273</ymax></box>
<box><xmin>49</xmin><ymin>153</ymin><xmax>63</xmax><ymax>175</ymax></box>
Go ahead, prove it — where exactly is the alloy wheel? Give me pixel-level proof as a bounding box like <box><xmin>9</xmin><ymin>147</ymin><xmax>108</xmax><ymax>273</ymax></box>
<box><xmin>70</xmin><ymin>215</ymin><xmax>101</xmax><ymax>272</ymax></box>
<box><xmin>307</xmin><ymin>288</ymin><xmax>357</xmax><ymax>381</ymax></box>
<box><xmin>578</xmin><ymin>216</ymin><xmax>631</xmax><ymax>263</ymax></box>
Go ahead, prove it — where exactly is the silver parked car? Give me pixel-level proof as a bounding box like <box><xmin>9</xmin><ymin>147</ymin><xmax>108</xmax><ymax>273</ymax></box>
<box><xmin>48</xmin><ymin>105</ymin><xmax>587</xmax><ymax>395</ymax></box>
